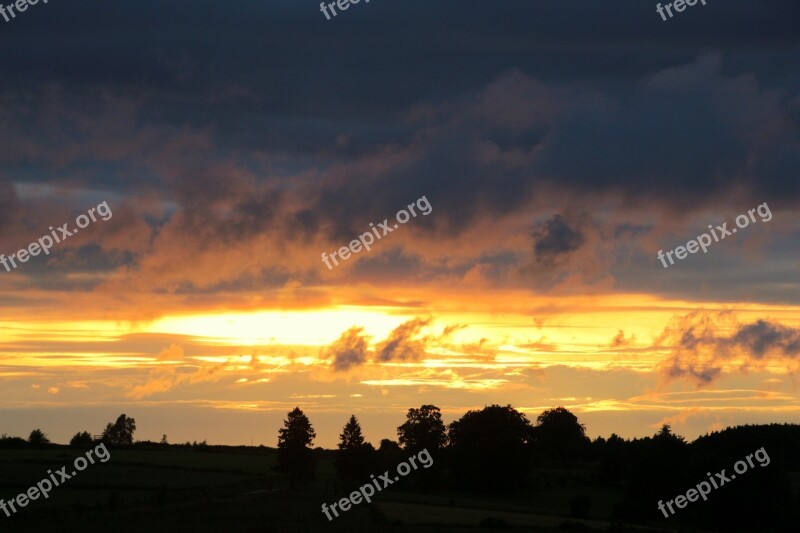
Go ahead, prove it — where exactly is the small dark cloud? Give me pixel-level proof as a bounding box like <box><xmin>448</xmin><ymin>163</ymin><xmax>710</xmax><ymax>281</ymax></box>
<box><xmin>531</xmin><ymin>215</ymin><xmax>585</xmax><ymax>266</ymax></box>
<box><xmin>442</xmin><ymin>323</ymin><xmax>467</xmax><ymax>337</ymax></box>
<box><xmin>610</xmin><ymin>330</ymin><xmax>633</xmax><ymax>348</ymax></box>
<box><xmin>376</xmin><ymin>317</ymin><xmax>432</xmax><ymax>362</ymax></box>
<box><xmin>321</xmin><ymin>326</ymin><xmax>370</xmax><ymax>372</ymax></box>
<box><xmin>729</xmin><ymin>320</ymin><xmax>800</xmax><ymax>358</ymax></box>
<box><xmin>665</xmin><ymin>362</ymin><xmax>721</xmax><ymax>385</ymax></box>
<box><xmin>322</xmin><ymin>317</ymin><xmax>453</xmax><ymax>370</ymax></box>
<box><xmin>518</xmin><ymin>338</ymin><xmax>558</xmax><ymax>352</ymax></box>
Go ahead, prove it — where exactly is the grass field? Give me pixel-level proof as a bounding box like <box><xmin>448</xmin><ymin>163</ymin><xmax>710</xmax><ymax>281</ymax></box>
<box><xmin>0</xmin><ymin>446</ymin><xmax>667</xmax><ymax>533</ymax></box>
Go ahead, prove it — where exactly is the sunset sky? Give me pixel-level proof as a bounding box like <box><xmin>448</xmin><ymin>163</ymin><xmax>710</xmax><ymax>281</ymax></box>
<box><xmin>1</xmin><ymin>0</ymin><xmax>799</xmax><ymax>448</ymax></box>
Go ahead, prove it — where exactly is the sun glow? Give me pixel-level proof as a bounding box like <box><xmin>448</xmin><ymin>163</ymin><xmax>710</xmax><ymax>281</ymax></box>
<box><xmin>145</xmin><ymin>307</ymin><xmax>414</xmax><ymax>346</ymax></box>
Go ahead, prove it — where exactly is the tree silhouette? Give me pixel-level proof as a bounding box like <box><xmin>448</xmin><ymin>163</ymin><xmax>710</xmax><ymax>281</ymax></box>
<box><xmin>376</xmin><ymin>438</ymin><xmax>404</xmax><ymax>474</ymax></box>
<box><xmin>597</xmin><ymin>432</ymin><xmax>627</xmax><ymax>486</ymax></box>
<box><xmin>654</xmin><ymin>424</ymin><xmax>685</xmax><ymax>444</ymax></box>
<box><xmin>397</xmin><ymin>404</ymin><xmax>447</xmax><ymax>453</ymax></box>
<box><xmin>276</xmin><ymin>407</ymin><xmax>317</xmax><ymax>487</ymax></box>
<box><xmin>448</xmin><ymin>404</ymin><xmax>534</xmax><ymax>490</ymax></box>
<box><xmin>28</xmin><ymin>429</ymin><xmax>50</xmax><ymax>446</ymax></box>
<box><xmin>102</xmin><ymin>414</ymin><xmax>136</xmax><ymax>446</ymax></box>
<box><xmin>689</xmin><ymin>424</ymin><xmax>794</xmax><ymax>530</ymax></box>
<box><xmin>339</xmin><ymin>415</ymin><xmax>366</xmax><ymax>449</ymax></box>
<box><xmin>336</xmin><ymin>415</ymin><xmax>375</xmax><ymax>481</ymax></box>
<box><xmin>378</xmin><ymin>438</ymin><xmax>402</xmax><ymax>454</ymax></box>
<box><xmin>0</xmin><ymin>434</ymin><xmax>27</xmax><ymax>448</ymax></box>
<box><xmin>69</xmin><ymin>431</ymin><xmax>93</xmax><ymax>448</ymax></box>
<box><xmin>619</xmin><ymin>424</ymin><xmax>690</xmax><ymax>520</ymax></box>
<box><xmin>533</xmin><ymin>407</ymin><xmax>589</xmax><ymax>460</ymax></box>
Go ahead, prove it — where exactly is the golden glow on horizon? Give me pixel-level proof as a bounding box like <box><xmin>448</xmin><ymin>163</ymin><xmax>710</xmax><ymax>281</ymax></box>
<box><xmin>0</xmin><ymin>320</ymin><xmax>122</xmax><ymax>342</ymax></box>
<box><xmin>146</xmin><ymin>307</ymin><xmax>418</xmax><ymax>346</ymax></box>
<box><xmin>361</xmin><ymin>378</ymin><xmax>508</xmax><ymax>389</ymax></box>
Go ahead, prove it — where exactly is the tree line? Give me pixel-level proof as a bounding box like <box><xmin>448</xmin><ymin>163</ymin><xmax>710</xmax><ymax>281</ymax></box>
<box><xmin>0</xmin><ymin>414</ymin><xmax>137</xmax><ymax>448</ymax></box>
<box><xmin>275</xmin><ymin>404</ymin><xmax>800</xmax><ymax>530</ymax></box>
<box><xmin>4</xmin><ymin>403</ymin><xmax>799</xmax><ymax>529</ymax></box>
<box><xmin>275</xmin><ymin>404</ymin><xmax>591</xmax><ymax>489</ymax></box>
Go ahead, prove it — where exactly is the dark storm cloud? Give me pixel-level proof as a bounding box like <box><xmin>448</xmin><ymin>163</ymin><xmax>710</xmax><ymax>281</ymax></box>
<box><xmin>349</xmin><ymin>249</ymin><xmax>424</xmax><ymax>281</ymax></box>
<box><xmin>293</xmin><ymin>53</ymin><xmax>797</xmax><ymax>242</ymax></box>
<box><xmin>0</xmin><ymin>0</ymin><xmax>798</xmax><ymax>299</ymax></box>
<box><xmin>3</xmin><ymin>1</ymin><xmax>798</xmax><ymax>102</ymax></box>
<box><xmin>5</xmin><ymin>244</ymin><xmax>138</xmax><ymax>292</ymax></box>
<box><xmin>0</xmin><ymin>182</ymin><xmax>20</xmax><ymax>234</ymax></box>
<box><xmin>1</xmin><ymin>1</ymin><xmax>798</xmax><ymax>219</ymax></box>
<box><xmin>171</xmin><ymin>176</ymin><xmax>284</xmax><ymax>246</ymax></box>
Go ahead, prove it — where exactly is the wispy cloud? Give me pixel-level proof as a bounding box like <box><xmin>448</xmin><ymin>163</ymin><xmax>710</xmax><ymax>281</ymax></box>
<box><xmin>657</xmin><ymin>311</ymin><xmax>800</xmax><ymax>385</ymax></box>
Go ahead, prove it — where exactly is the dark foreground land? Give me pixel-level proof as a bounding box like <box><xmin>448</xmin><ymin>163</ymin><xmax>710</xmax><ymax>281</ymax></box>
<box><xmin>0</xmin><ymin>446</ymin><xmax>660</xmax><ymax>533</ymax></box>
<box><xmin>1</xmin><ymin>430</ymin><xmax>799</xmax><ymax>533</ymax></box>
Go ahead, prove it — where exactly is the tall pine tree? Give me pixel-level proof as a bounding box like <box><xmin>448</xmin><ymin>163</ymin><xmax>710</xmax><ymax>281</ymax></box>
<box><xmin>339</xmin><ymin>415</ymin><xmax>366</xmax><ymax>449</ymax></box>
<box><xmin>336</xmin><ymin>415</ymin><xmax>375</xmax><ymax>481</ymax></box>
<box><xmin>276</xmin><ymin>407</ymin><xmax>317</xmax><ymax>487</ymax></box>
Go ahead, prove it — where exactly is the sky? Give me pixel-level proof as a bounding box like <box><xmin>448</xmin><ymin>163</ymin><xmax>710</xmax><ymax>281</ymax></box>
<box><xmin>1</xmin><ymin>0</ymin><xmax>800</xmax><ymax>448</ymax></box>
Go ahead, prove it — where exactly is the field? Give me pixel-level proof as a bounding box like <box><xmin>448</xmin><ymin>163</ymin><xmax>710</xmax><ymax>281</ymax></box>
<box><xmin>0</xmin><ymin>446</ymin><xmax>664</xmax><ymax>533</ymax></box>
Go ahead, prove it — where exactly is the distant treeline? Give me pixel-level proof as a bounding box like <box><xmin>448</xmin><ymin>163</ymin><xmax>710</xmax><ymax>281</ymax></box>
<box><xmin>271</xmin><ymin>404</ymin><xmax>800</xmax><ymax>531</ymax></box>
<box><xmin>4</xmin><ymin>404</ymin><xmax>799</xmax><ymax>530</ymax></box>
